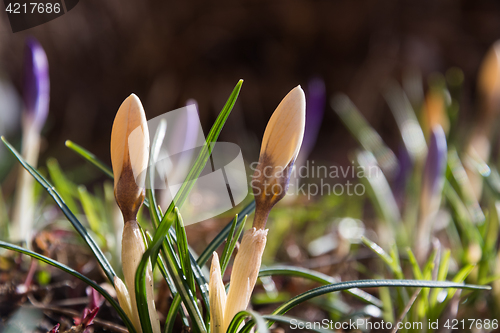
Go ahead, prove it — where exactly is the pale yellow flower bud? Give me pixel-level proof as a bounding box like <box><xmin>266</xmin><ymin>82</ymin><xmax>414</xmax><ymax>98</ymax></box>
<box><xmin>122</xmin><ymin>221</ymin><xmax>160</xmax><ymax>333</ymax></box>
<box><xmin>478</xmin><ymin>40</ymin><xmax>500</xmax><ymax>122</ymax></box>
<box><xmin>224</xmin><ymin>228</ymin><xmax>268</xmax><ymax>332</ymax></box>
<box><xmin>114</xmin><ymin>276</ymin><xmax>135</xmax><ymax>329</ymax></box>
<box><xmin>111</xmin><ymin>95</ymin><xmax>159</xmax><ymax>333</ymax></box>
<box><xmin>260</xmin><ymin>86</ymin><xmax>306</xmax><ymax>171</ymax></box>
<box><xmin>110</xmin><ymin>94</ymin><xmax>149</xmax><ymax>222</ymax></box>
<box><xmin>209</xmin><ymin>252</ymin><xmax>226</xmax><ymax>333</ymax></box>
<box><xmin>252</xmin><ymin>86</ymin><xmax>306</xmax><ymax>229</ymax></box>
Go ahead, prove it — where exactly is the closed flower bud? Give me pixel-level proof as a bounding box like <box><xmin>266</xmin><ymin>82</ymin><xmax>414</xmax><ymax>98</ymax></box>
<box><xmin>111</xmin><ymin>94</ymin><xmax>149</xmax><ymax>222</ymax></box>
<box><xmin>114</xmin><ymin>276</ymin><xmax>135</xmax><ymax>328</ymax></box>
<box><xmin>224</xmin><ymin>228</ymin><xmax>268</xmax><ymax>332</ymax></box>
<box><xmin>423</xmin><ymin>85</ymin><xmax>450</xmax><ymax>136</ymax></box>
<box><xmin>252</xmin><ymin>86</ymin><xmax>306</xmax><ymax>229</ymax></box>
<box><xmin>209</xmin><ymin>252</ymin><xmax>226</xmax><ymax>333</ymax></box>
<box><xmin>111</xmin><ymin>95</ymin><xmax>160</xmax><ymax>333</ymax></box>
<box><xmin>478</xmin><ymin>40</ymin><xmax>500</xmax><ymax>123</ymax></box>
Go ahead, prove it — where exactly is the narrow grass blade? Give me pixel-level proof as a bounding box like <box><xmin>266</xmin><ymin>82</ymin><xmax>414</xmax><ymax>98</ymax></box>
<box><xmin>78</xmin><ymin>185</ymin><xmax>104</xmax><ymax>238</ymax></box>
<box><xmin>361</xmin><ymin>236</ymin><xmax>403</xmax><ymax>278</ymax></box>
<box><xmin>383</xmin><ymin>81</ymin><xmax>426</xmax><ymax>161</ymax></box>
<box><xmin>164</xmin><ymin>294</ymin><xmax>183</xmax><ymax>333</ymax></box>
<box><xmin>258</xmin><ymin>266</ymin><xmax>382</xmax><ymax>307</ymax></box>
<box><xmin>406</xmin><ymin>248</ymin><xmax>423</xmax><ymax>280</ymax></box>
<box><xmin>47</xmin><ymin>158</ymin><xmax>81</xmax><ymax>214</ymax></box>
<box><xmin>448</xmin><ymin>149</ymin><xmax>485</xmax><ymax>224</ymax></box>
<box><xmin>356</xmin><ymin>151</ymin><xmax>401</xmax><ymax>229</ymax></box>
<box><xmin>266</xmin><ymin>280</ymin><xmax>489</xmax><ymax>329</ymax></box>
<box><xmin>174</xmin><ymin>209</ymin><xmax>196</xmax><ymax>301</ymax></box>
<box><xmin>220</xmin><ymin>214</ymin><xmax>238</xmax><ymax>273</ymax></box>
<box><xmin>1</xmin><ymin>136</ymin><xmax>117</xmax><ymax>285</ymax></box>
<box><xmin>198</xmin><ymin>200</ymin><xmax>255</xmax><ymax>266</ymax></box>
<box><xmin>0</xmin><ymin>241</ymin><xmax>136</xmax><ymax>333</ymax></box>
<box><xmin>220</xmin><ymin>214</ymin><xmax>247</xmax><ymax>275</ymax></box>
<box><xmin>429</xmin><ymin>249</ymin><xmax>450</xmax><ymax>308</ymax></box>
<box><xmin>65</xmin><ymin>140</ymin><xmax>114</xmax><ymax>178</ymax></box>
<box><xmin>226</xmin><ymin>310</ymin><xmax>269</xmax><ymax>333</ymax></box>
<box><xmin>442</xmin><ymin>264</ymin><xmax>475</xmax><ymax>306</ymax></box>
<box><xmin>379</xmin><ymin>284</ymin><xmax>394</xmax><ymax>323</ymax></box>
<box><xmin>444</xmin><ymin>181</ymin><xmax>483</xmax><ymax>245</ymax></box>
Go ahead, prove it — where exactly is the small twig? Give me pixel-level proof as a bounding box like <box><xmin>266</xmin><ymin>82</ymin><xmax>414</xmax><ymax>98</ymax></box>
<box><xmin>390</xmin><ymin>288</ymin><xmax>421</xmax><ymax>333</ymax></box>
<box><xmin>48</xmin><ymin>297</ymin><xmax>89</xmax><ymax>307</ymax></box>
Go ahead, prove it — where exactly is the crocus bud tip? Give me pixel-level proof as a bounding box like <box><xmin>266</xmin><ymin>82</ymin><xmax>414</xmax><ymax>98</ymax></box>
<box><xmin>111</xmin><ymin>94</ymin><xmax>149</xmax><ymax>222</ymax></box>
<box><xmin>252</xmin><ymin>86</ymin><xmax>306</xmax><ymax>228</ymax></box>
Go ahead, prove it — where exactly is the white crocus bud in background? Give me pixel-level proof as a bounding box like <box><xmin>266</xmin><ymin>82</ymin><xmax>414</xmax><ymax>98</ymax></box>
<box><xmin>464</xmin><ymin>41</ymin><xmax>500</xmax><ymax>201</ymax></box>
<box><xmin>251</xmin><ymin>86</ymin><xmax>306</xmax><ymax>229</ymax></box>
<box><xmin>477</xmin><ymin>40</ymin><xmax>500</xmax><ymax>123</ymax></box>
<box><xmin>223</xmin><ymin>86</ymin><xmax>306</xmax><ymax>330</ymax></box>
<box><xmin>209</xmin><ymin>252</ymin><xmax>226</xmax><ymax>333</ymax></box>
<box><xmin>110</xmin><ymin>94</ymin><xmax>160</xmax><ymax>333</ymax></box>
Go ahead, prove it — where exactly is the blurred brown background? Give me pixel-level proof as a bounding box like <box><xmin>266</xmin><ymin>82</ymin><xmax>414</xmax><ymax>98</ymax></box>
<box><xmin>1</xmin><ymin>0</ymin><xmax>500</xmax><ymax>175</ymax></box>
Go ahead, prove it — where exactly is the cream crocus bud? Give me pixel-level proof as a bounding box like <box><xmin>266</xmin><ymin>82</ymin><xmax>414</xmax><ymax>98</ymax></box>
<box><xmin>223</xmin><ymin>228</ymin><xmax>268</xmax><ymax>332</ymax></box>
<box><xmin>209</xmin><ymin>252</ymin><xmax>226</xmax><ymax>333</ymax></box>
<box><xmin>111</xmin><ymin>94</ymin><xmax>149</xmax><ymax>222</ymax></box>
<box><xmin>114</xmin><ymin>276</ymin><xmax>135</xmax><ymax>328</ymax></box>
<box><xmin>121</xmin><ymin>221</ymin><xmax>160</xmax><ymax>333</ymax></box>
<box><xmin>252</xmin><ymin>86</ymin><xmax>306</xmax><ymax>229</ymax></box>
<box><xmin>478</xmin><ymin>40</ymin><xmax>500</xmax><ymax>124</ymax></box>
<box><xmin>464</xmin><ymin>42</ymin><xmax>500</xmax><ymax>200</ymax></box>
<box><xmin>111</xmin><ymin>95</ymin><xmax>160</xmax><ymax>333</ymax></box>
<box><xmin>423</xmin><ymin>86</ymin><xmax>450</xmax><ymax>136</ymax></box>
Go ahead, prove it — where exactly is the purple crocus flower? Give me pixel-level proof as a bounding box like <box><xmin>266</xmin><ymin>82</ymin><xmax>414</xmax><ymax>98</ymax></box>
<box><xmin>423</xmin><ymin>125</ymin><xmax>447</xmax><ymax>204</ymax></box>
<box><xmin>23</xmin><ymin>37</ymin><xmax>49</xmax><ymax>130</ymax></box>
<box><xmin>296</xmin><ymin>77</ymin><xmax>325</xmax><ymax>165</ymax></box>
<box><xmin>416</xmin><ymin>125</ymin><xmax>447</xmax><ymax>261</ymax></box>
<box><xmin>393</xmin><ymin>144</ymin><xmax>412</xmax><ymax>207</ymax></box>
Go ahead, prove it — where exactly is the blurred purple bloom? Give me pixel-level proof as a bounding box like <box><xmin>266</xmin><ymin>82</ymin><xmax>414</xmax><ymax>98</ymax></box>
<box><xmin>183</xmin><ymin>99</ymin><xmax>200</xmax><ymax>152</ymax></box>
<box><xmin>423</xmin><ymin>126</ymin><xmax>447</xmax><ymax>199</ymax></box>
<box><xmin>23</xmin><ymin>37</ymin><xmax>49</xmax><ymax>130</ymax></box>
<box><xmin>393</xmin><ymin>144</ymin><xmax>412</xmax><ymax>205</ymax></box>
<box><xmin>297</xmin><ymin>78</ymin><xmax>325</xmax><ymax>164</ymax></box>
